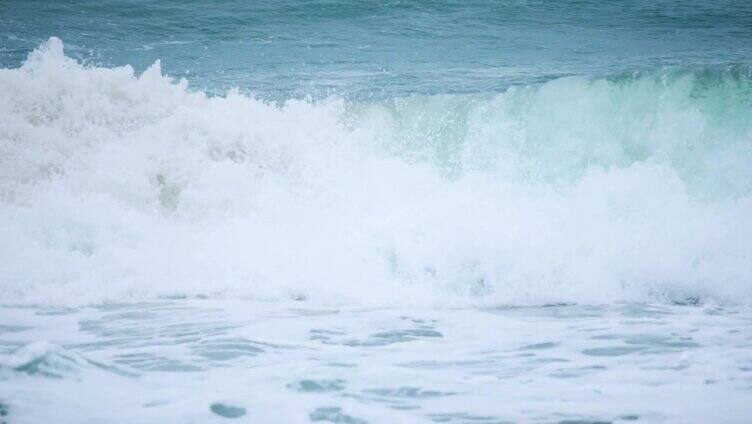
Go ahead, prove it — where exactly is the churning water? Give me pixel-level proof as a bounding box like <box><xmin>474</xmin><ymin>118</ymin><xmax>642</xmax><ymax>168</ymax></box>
<box><xmin>1</xmin><ymin>1</ymin><xmax>752</xmax><ymax>422</ymax></box>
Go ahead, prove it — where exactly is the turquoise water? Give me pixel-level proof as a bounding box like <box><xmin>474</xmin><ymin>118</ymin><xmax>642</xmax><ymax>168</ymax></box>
<box><xmin>3</xmin><ymin>1</ymin><xmax>752</xmax><ymax>97</ymax></box>
<box><xmin>2</xmin><ymin>1</ymin><xmax>752</xmax><ymax>422</ymax></box>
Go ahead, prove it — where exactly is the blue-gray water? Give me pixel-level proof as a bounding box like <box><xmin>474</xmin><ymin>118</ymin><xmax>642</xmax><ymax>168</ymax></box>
<box><xmin>2</xmin><ymin>1</ymin><xmax>752</xmax><ymax>422</ymax></box>
<box><xmin>3</xmin><ymin>0</ymin><xmax>752</xmax><ymax>98</ymax></box>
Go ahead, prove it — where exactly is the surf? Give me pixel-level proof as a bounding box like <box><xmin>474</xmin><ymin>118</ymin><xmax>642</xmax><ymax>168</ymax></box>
<box><xmin>1</xmin><ymin>38</ymin><xmax>751</xmax><ymax>307</ymax></box>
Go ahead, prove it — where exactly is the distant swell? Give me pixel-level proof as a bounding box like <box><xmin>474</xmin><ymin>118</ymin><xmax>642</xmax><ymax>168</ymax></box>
<box><xmin>1</xmin><ymin>37</ymin><xmax>751</xmax><ymax>306</ymax></box>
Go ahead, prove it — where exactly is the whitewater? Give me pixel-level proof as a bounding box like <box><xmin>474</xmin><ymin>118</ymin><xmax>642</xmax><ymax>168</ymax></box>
<box><xmin>1</xmin><ymin>38</ymin><xmax>752</xmax><ymax>423</ymax></box>
<box><xmin>2</xmin><ymin>37</ymin><xmax>752</xmax><ymax>307</ymax></box>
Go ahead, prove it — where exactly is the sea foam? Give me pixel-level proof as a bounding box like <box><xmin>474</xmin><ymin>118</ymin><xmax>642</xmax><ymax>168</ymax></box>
<box><xmin>1</xmin><ymin>38</ymin><xmax>751</xmax><ymax>306</ymax></box>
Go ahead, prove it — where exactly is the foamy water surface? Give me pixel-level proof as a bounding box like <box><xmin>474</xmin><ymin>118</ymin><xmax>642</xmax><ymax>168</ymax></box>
<box><xmin>3</xmin><ymin>300</ymin><xmax>752</xmax><ymax>423</ymax></box>
<box><xmin>2</xmin><ymin>1</ymin><xmax>752</xmax><ymax>420</ymax></box>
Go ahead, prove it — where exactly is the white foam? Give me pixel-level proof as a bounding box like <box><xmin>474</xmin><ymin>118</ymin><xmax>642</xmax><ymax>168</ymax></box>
<box><xmin>1</xmin><ymin>38</ymin><xmax>751</xmax><ymax>306</ymax></box>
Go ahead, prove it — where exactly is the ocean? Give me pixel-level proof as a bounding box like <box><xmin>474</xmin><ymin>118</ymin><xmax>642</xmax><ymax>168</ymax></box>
<box><xmin>1</xmin><ymin>1</ymin><xmax>752</xmax><ymax>422</ymax></box>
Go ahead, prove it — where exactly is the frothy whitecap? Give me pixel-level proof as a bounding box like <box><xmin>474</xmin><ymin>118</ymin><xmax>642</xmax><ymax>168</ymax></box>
<box><xmin>1</xmin><ymin>38</ymin><xmax>751</xmax><ymax>307</ymax></box>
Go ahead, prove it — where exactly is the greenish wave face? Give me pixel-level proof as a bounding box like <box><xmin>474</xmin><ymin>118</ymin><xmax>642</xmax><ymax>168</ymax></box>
<box><xmin>349</xmin><ymin>66</ymin><xmax>752</xmax><ymax>198</ymax></box>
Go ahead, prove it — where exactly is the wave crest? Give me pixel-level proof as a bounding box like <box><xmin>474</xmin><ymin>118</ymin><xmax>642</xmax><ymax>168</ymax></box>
<box><xmin>1</xmin><ymin>38</ymin><xmax>751</xmax><ymax>306</ymax></box>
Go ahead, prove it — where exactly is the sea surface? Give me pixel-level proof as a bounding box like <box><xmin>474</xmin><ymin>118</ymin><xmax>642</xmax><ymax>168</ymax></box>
<box><xmin>1</xmin><ymin>1</ymin><xmax>752</xmax><ymax>422</ymax></box>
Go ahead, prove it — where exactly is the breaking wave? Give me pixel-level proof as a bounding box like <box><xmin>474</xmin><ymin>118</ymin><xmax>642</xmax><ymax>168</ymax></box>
<box><xmin>1</xmin><ymin>38</ymin><xmax>751</xmax><ymax>306</ymax></box>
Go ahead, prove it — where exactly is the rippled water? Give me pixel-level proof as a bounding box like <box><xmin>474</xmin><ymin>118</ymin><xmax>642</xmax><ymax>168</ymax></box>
<box><xmin>2</xmin><ymin>301</ymin><xmax>751</xmax><ymax>422</ymax></box>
